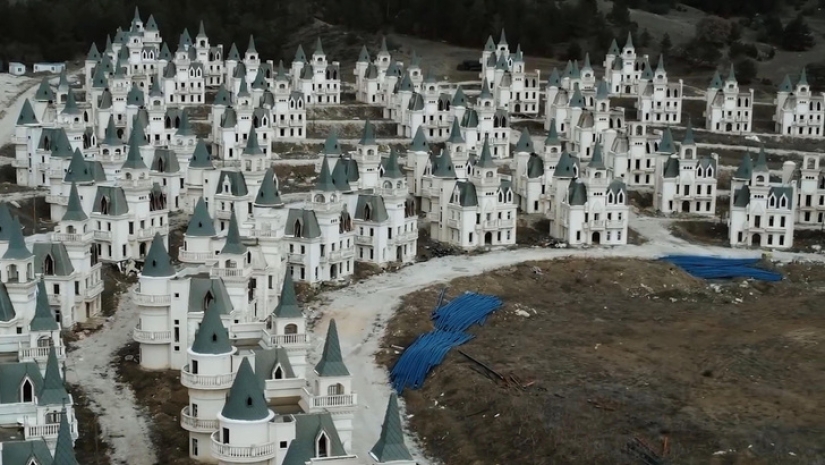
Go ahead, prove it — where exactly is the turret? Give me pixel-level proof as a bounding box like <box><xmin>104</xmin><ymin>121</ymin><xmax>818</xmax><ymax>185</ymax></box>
<box><xmin>135</xmin><ymin>234</ymin><xmax>175</xmax><ymax>370</ymax></box>
<box><xmin>370</xmin><ymin>393</ymin><xmax>415</xmax><ymax>465</ymax></box>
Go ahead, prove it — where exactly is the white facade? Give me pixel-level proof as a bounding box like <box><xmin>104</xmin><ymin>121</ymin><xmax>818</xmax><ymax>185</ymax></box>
<box><xmin>635</xmin><ymin>55</ymin><xmax>683</xmax><ymax>125</ymax></box>
<box><xmin>32</xmin><ymin>63</ymin><xmax>66</xmax><ymax>74</ymax></box>
<box><xmin>654</xmin><ymin>127</ymin><xmax>719</xmax><ymax>215</ymax></box>
<box><xmin>705</xmin><ymin>66</ymin><xmax>754</xmax><ymax>134</ymax></box>
<box><xmin>604</xmin><ymin>34</ymin><xmax>648</xmax><ymax>96</ymax></box>
<box><xmin>774</xmin><ymin>68</ymin><xmax>825</xmax><ymax>137</ymax></box>
<box><xmin>797</xmin><ymin>154</ymin><xmax>825</xmax><ymax>225</ymax></box>
<box><xmin>9</xmin><ymin>62</ymin><xmax>26</xmax><ymax>75</ymax></box>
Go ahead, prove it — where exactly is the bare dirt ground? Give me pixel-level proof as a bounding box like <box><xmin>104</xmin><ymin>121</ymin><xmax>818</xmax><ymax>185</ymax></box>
<box><xmin>70</xmin><ymin>384</ymin><xmax>113</xmax><ymax>465</ymax></box>
<box><xmin>377</xmin><ymin>258</ymin><xmax>825</xmax><ymax>465</ymax></box>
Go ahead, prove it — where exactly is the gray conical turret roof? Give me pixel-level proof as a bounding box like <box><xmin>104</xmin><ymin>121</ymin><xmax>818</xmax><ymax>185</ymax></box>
<box><xmin>126</xmin><ymin>84</ymin><xmax>144</xmax><ymax>107</ymax></box>
<box><xmin>656</xmin><ymin>54</ymin><xmax>665</xmax><ymax>74</ymax></box>
<box><xmin>255</xmin><ymin>169</ymin><xmax>283</xmax><ymax>207</ymax></box>
<box><xmin>213</xmin><ymin>84</ymin><xmax>229</xmax><ymax>105</ymax></box>
<box><xmin>608</xmin><ymin>38</ymin><xmax>620</xmax><ymax>55</ymax></box>
<box><xmin>331</xmin><ymin>157</ymin><xmax>351</xmax><ymax>192</ymax></box>
<box><xmin>554</xmin><ymin>151</ymin><xmax>578</xmax><ymax>178</ymax></box>
<box><xmin>315</xmin><ymin>156</ymin><xmax>337</xmax><ymax>192</ymax></box>
<box><xmin>87</xmin><ymin>43</ymin><xmax>101</xmax><ymax>61</ymax></box>
<box><xmin>246</xmin><ymin>35</ymin><xmax>257</xmax><ymax>54</ymax></box>
<box><xmin>410</xmin><ymin>126</ymin><xmax>429</xmax><ymax>152</ymax></box>
<box><xmin>514</xmin><ymin>129</ymin><xmax>534</xmax><ymax>153</ymax></box>
<box><xmin>547</xmin><ymin>68</ymin><xmax>561</xmax><ymax>87</ymax></box>
<box><xmin>625</xmin><ymin>31</ymin><xmax>634</xmax><ymax>49</ymax></box>
<box><xmin>58</xmin><ymin>69</ymin><xmax>69</xmax><ymax>93</ymax></box>
<box><xmin>569</xmin><ymin>85</ymin><xmax>585</xmax><ymax>108</ymax></box>
<box><xmin>122</xmin><ymin>137</ymin><xmax>147</xmax><ymax>170</ymax></box>
<box><xmin>176</xmin><ymin>110</ymin><xmax>194</xmax><ymax>136</ymax></box>
<box><xmin>102</xmin><ymin>115</ymin><xmax>120</xmax><ymax>146</ymax></box>
<box><xmin>186</xmin><ymin>197</ymin><xmax>216</xmax><ymax>237</ymax></box>
<box><xmin>51</xmin><ymin>129</ymin><xmax>74</xmax><ymax>159</ymax></box>
<box><xmin>130</xmin><ymin>116</ymin><xmax>148</xmax><ymax>146</ymax></box>
<box><xmin>274</xmin><ymin>272</ymin><xmax>302</xmax><ymax>318</ymax></box>
<box><xmin>227</xmin><ymin>43</ymin><xmax>240</xmax><ymax>61</ymax></box>
<box><xmin>479</xmin><ymin>77</ymin><xmax>493</xmax><ymax>100</ymax></box>
<box><xmin>17</xmin><ymin>99</ymin><xmax>38</xmax><ymax>125</ymax></box>
<box><xmin>35</xmin><ymin>78</ymin><xmax>55</xmax><ymax>102</ymax></box>
<box><xmin>357</xmin><ymin>45</ymin><xmax>370</xmax><ymax>63</ymax></box>
<box><xmin>221</xmin><ymin>358</ymin><xmax>269</xmax><ymax>421</ymax></box>
<box><xmin>52</xmin><ymin>408</ymin><xmax>78</xmax><ymax>465</ymax></box>
<box><xmin>314</xmin><ymin>320</ymin><xmax>349</xmax><ymax>376</ymax></box>
<box><xmin>778</xmin><ymin>74</ymin><xmax>793</xmax><ymax>93</ymax></box>
<box><xmin>709</xmin><ymin>71</ymin><xmax>723</xmax><ymax>89</ymax></box>
<box><xmin>380</xmin><ymin>36</ymin><xmax>389</xmax><ymax>53</ymax></box>
<box><xmin>0</xmin><ymin>204</ymin><xmax>13</xmax><ymax>241</ymax></box>
<box><xmin>31</xmin><ymin>280</ymin><xmax>59</xmax><ymax>331</ymax></box>
<box><xmin>189</xmin><ymin>139</ymin><xmax>213</xmax><ymax>168</ymax></box>
<box><xmin>382</xmin><ymin>148</ymin><xmax>404</xmax><ymax>179</ymax></box>
<box><xmin>476</xmin><ymin>135</ymin><xmax>496</xmax><ymax>169</ymax></box>
<box><xmin>294</xmin><ymin>44</ymin><xmax>307</xmax><ymax>63</ymax></box>
<box><xmin>727</xmin><ymin>63</ymin><xmax>736</xmax><ymax>83</ymax></box>
<box><xmin>3</xmin><ymin>219</ymin><xmax>31</xmax><ymax>260</ymax></box>
<box><xmin>192</xmin><ymin>299</ymin><xmax>233</xmax><ymax>354</ymax></box>
<box><xmin>451</xmin><ymin>86</ymin><xmax>467</xmax><ymax>107</ymax></box>
<box><xmin>314</xmin><ymin>37</ymin><xmax>324</xmax><ymax>55</ymax></box>
<box><xmin>588</xmin><ymin>142</ymin><xmax>606</xmax><ymax>169</ymax></box>
<box><xmin>432</xmin><ymin>148</ymin><xmax>455</xmax><ymax>178</ymax></box>
<box><xmin>596</xmin><ymin>80</ymin><xmax>609</xmax><ymax>100</ymax></box>
<box><xmin>142</xmin><ymin>234</ymin><xmax>175</xmax><ymax>277</ymax></box>
<box><xmin>221</xmin><ymin>210</ymin><xmax>247</xmax><ymax>255</ymax></box>
<box><xmin>734</xmin><ymin>153</ymin><xmax>752</xmax><ymax>179</ymax></box>
<box><xmin>145</xmin><ymin>14</ymin><xmax>158</xmax><ymax>31</ymax></box>
<box><xmin>323</xmin><ymin>130</ymin><xmax>341</xmax><ymax>155</ymax></box>
<box><xmin>658</xmin><ymin>128</ymin><xmax>676</xmax><ymax>154</ymax></box>
<box><xmin>545</xmin><ymin>119</ymin><xmax>560</xmax><ymax>145</ymax></box>
<box><xmin>799</xmin><ymin>67</ymin><xmax>809</xmax><ymax>86</ymax></box>
<box><xmin>370</xmin><ymin>392</ymin><xmax>413</xmax><ymax>463</ymax></box>
<box><xmin>237</xmin><ymin>79</ymin><xmax>250</xmax><ymax>98</ymax></box>
<box><xmin>359</xmin><ymin>120</ymin><xmax>377</xmax><ymax>146</ymax></box>
<box><xmin>243</xmin><ymin>126</ymin><xmax>264</xmax><ymax>155</ymax></box>
<box><xmin>62</xmin><ymin>183</ymin><xmax>87</xmax><ymax>222</ymax></box>
<box><xmin>484</xmin><ymin>35</ymin><xmax>495</xmax><ymax>52</ymax></box>
<box><xmin>197</xmin><ymin>20</ymin><xmax>207</xmax><ymax>38</ymax></box>
<box><xmin>499</xmin><ymin>29</ymin><xmax>508</xmax><ymax>45</ymax></box>
<box><xmin>447</xmin><ymin>118</ymin><xmax>465</xmax><ymax>144</ymax></box>
<box><xmin>39</xmin><ymin>350</ymin><xmax>67</xmax><ymax>405</ymax></box>
<box><xmin>683</xmin><ymin>121</ymin><xmax>696</xmax><ymax>146</ymax></box>
<box><xmin>754</xmin><ymin>146</ymin><xmax>769</xmax><ymax>172</ymax></box>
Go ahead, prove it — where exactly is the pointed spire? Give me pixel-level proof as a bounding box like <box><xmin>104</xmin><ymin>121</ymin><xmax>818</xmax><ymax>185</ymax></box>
<box><xmin>357</xmin><ymin>45</ymin><xmax>370</xmax><ymax>63</ymax></box>
<box><xmin>331</xmin><ymin>157</ymin><xmax>351</xmax><ymax>192</ymax></box>
<box><xmin>582</xmin><ymin>52</ymin><xmax>592</xmax><ymax>70</ymax></box>
<box><xmin>34</xmin><ymin>78</ymin><xmax>55</xmax><ymax>102</ymax></box>
<box><xmin>102</xmin><ymin>115</ymin><xmax>120</xmax><ymax>146</ymax></box>
<box><xmin>145</xmin><ymin>14</ymin><xmax>159</xmax><ymax>32</ymax></box>
<box><xmin>514</xmin><ymin>129</ymin><xmax>534</xmax><ymax>153</ymax></box>
<box><xmin>133</xmin><ymin>6</ymin><xmax>141</xmax><ymax>23</ymax></box>
<box><xmin>243</xmin><ymin>126</ymin><xmax>264</xmax><ymax>155</ymax></box>
<box><xmin>32</xmin><ymin>280</ymin><xmax>59</xmax><ymax>331</ymax></box>
<box><xmin>323</xmin><ymin>130</ymin><xmax>341</xmax><ymax>155</ymax></box>
<box><xmin>410</xmin><ymin>126</ymin><xmax>429</xmax><ymax>153</ymax></box>
<box><xmin>383</xmin><ymin>148</ymin><xmax>404</xmax><ymax>179</ymax></box>
<box><xmin>221</xmin><ymin>358</ymin><xmax>270</xmax><ymax>421</ymax></box>
<box><xmin>709</xmin><ymin>70</ymin><xmax>723</xmax><ymax>89</ymax></box>
<box><xmin>545</xmin><ymin>119</ymin><xmax>560</xmax><ymax>145</ymax></box>
<box><xmin>141</xmin><ymin>234</ymin><xmax>175</xmax><ymax>277</ymax></box>
<box><xmin>447</xmin><ymin>117</ymin><xmax>465</xmax><ymax>144</ymax></box>
<box><xmin>596</xmin><ymin>80</ymin><xmax>609</xmax><ymax>100</ymax></box>
<box><xmin>16</xmin><ymin>99</ymin><xmax>38</xmax><ymax>125</ymax></box>
<box><xmin>410</xmin><ymin>50</ymin><xmax>421</xmax><ymax>67</ymax></box>
<box><xmin>624</xmin><ymin>31</ymin><xmax>634</xmax><ymax>49</ymax></box>
<box><xmin>315</xmin><ymin>320</ymin><xmax>349</xmax><ymax>376</ymax></box>
<box><xmin>186</xmin><ymin>197</ymin><xmax>216</xmax><ymax>237</ymax></box>
<box><xmin>370</xmin><ymin>393</ymin><xmax>413</xmax><ymax>463</ymax></box>
<box><xmin>51</xmin><ymin>129</ymin><xmax>74</xmax><ymax>159</ymax></box>
<box><xmin>159</xmin><ymin>43</ymin><xmax>172</xmax><ymax>61</ymax></box>
<box><xmin>380</xmin><ymin>36</ymin><xmax>389</xmax><ymax>53</ymax></box>
<box><xmin>237</xmin><ymin>78</ymin><xmax>250</xmax><ymax>98</ymax></box>
<box><xmin>191</xmin><ymin>299</ymin><xmax>233</xmax><ymax>355</ymax></box>
<box><xmin>778</xmin><ymin>74</ymin><xmax>793</xmax><ymax>93</ymax></box>
<box><xmin>498</xmin><ymin>29</ymin><xmax>508</xmax><ymax>45</ymax></box>
<box><xmin>247</xmin><ymin>35</ymin><xmax>257</xmax><ymax>54</ymax></box>
<box><xmin>588</xmin><ymin>142</ymin><xmax>606</xmax><ymax>169</ymax></box>
<box><xmin>479</xmin><ymin>77</ymin><xmax>493</xmax><ymax>100</ymax></box>
<box><xmin>87</xmin><ymin>42</ymin><xmax>101</xmax><ymax>61</ymax></box>
<box><xmin>315</xmin><ymin>156</ymin><xmax>337</xmax><ymax>192</ymax></box>
<box><xmin>727</xmin><ymin>63</ymin><xmax>736</xmax><ymax>82</ymax></box>
<box><xmin>177</xmin><ymin>110</ymin><xmax>194</xmax><ymax>136</ymax></box>
<box><xmin>104</xmin><ymin>34</ymin><xmax>113</xmax><ymax>53</ymax></box>
<box><xmin>359</xmin><ymin>119</ymin><xmax>377</xmax><ymax>146</ymax></box>
<box><xmin>754</xmin><ymin>146</ymin><xmax>769</xmax><ymax>172</ymax></box>
<box><xmin>656</xmin><ymin>54</ymin><xmax>665</xmax><ymax>73</ymax></box>
<box><xmin>608</xmin><ymin>38</ymin><xmax>620</xmax><ymax>55</ymax></box>
<box><xmin>3</xmin><ymin>218</ymin><xmax>31</xmax><ymax>260</ymax></box>
<box><xmin>476</xmin><ymin>135</ymin><xmax>496</xmax><ymax>169</ymax></box>
<box><xmin>734</xmin><ymin>152</ymin><xmax>753</xmax><ymax>179</ymax></box>
<box><xmin>314</xmin><ymin>37</ymin><xmax>324</xmax><ymax>55</ymax></box>
<box><xmin>547</xmin><ymin>68</ymin><xmax>561</xmax><ymax>87</ymax></box>
<box><xmin>189</xmin><ymin>139</ymin><xmax>213</xmax><ymax>168</ymax></box>
<box><xmin>256</xmin><ymin>169</ymin><xmax>283</xmax><ymax>207</ymax></box>
<box><xmin>51</xmin><ymin>408</ymin><xmax>78</xmax><ymax>465</ymax></box>
<box><xmin>683</xmin><ymin>120</ymin><xmax>696</xmax><ymax>146</ymax></box>
<box><xmin>484</xmin><ymin>35</ymin><xmax>495</xmax><ymax>52</ymax></box>
<box><xmin>227</xmin><ymin>43</ymin><xmax>240</xmax><ymax>61</ymax></box>
<box><xmin>294</xmin><ymin>44</ymin><xmax>307</xmax><ymax>63</ymax></box>
<box><xmin>569</xmin><ymin>84</ymin><xmax>584</xmax><ymax>108</ymax></box>
<box><xmin>122</xmin><ymin>136</ymin><xmax>147</xmax><ymax>170</ymax></box>
<box><xmin>62</xmin><ymin>183</ymin><xmax>87</xmax><ymax>222</ymax></box>
<box><xmin>799</xmin><ymin>67</ymin><xmax>809</xmax><ymax>86</ymax></box>
<box><xmin>274</xmin><ymin>272</ymin><xmax>302</xmax><ymax>318</ymax></box>
<box><xmin>197</xmin><ymin>20</ymin><xmax>207</xmax><ymax>38</ymax></box>
<box><xmin>658</xmin><ymin>128</ymin><xmax>676</xmax><ymax>154</ymax></box>
<box><xmin>221</xmin><ymin>210</ymin><xmax>247</xmax><ymax>255</ymax></box>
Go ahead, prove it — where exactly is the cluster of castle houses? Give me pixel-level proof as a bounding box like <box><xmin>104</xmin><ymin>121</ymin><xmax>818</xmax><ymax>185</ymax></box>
<box><xmin>3</xmin><ymin>8</ymin><xmax>825</xmax><ymax>464</ymax></box>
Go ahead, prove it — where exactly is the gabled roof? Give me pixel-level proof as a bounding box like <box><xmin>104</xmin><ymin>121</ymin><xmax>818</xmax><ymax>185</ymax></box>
<box><xmin>190</xmin><ymin>139</ymin><xmax>213</xmax><ymax>168</ymax></box>
<box><xmin>282</xmin><ymin>414</ymin><xmax>347</xmax><ymax>465</ymax></box>
<box><xmin>254</xmin><ymin>347</ymin><xmax>296</xmax><ymax>383</ymax></box>
<box><xmin>452</xmin><ymin>181</ymin><xmax>478</xmax><ymax>207</ymax></box>
<box><xmin>1</xmin><ymin>440</ymin><xmax>53</xmax><ymax>465</ymax></box>
<box><xmin>733</xmin><ymin>153</ymin><xmax>753</xmax><ymax>180</ymax></box>
<box><xmin>0</xmin><ymin>362</ymin><xmax>42</xmax><ymax>403</ymax></box>
<box><xmin>314</xmin><ymin>320</ymin><xmax>349</xmax><ymax>377</ymax></box>
<box><xmin>514</xmin><ymin>129</ymin><xmax>533</xmax><ymax>153</ymax></box>
<box><xmin>221</xmin><ymin>358</ymin><xmax>270</xmax><ymax>421</ymax></box>
<box><xmin>221</xmin><ymin>210</ymin><xmax>247</xmax><ymax>255</ymax></box>
<box><xmin>151</xmin><ymin>148</ymin><xmax>181</xmax><ymax>173</ymax></box>
<box><xmin>216</xmin><ymin>171</ymin><xmax>248</xmax><ymax>196</ymax></box>
<box><xmin>142</xmin><ymin>234</ymin><xmax>175</xmax><ymax>278</ymax></box>
<box><xmin>255</xmin><ymin>169</ymin><xmax>283</xmax><ymax>207</ymax></box>
<box><xmin>370</xmin><ymin>393</ymin><xmax>413</xmax><ymax>463</ymax></box>
<box><xmin>31</xmin><ymin>280</ymin><xmax>60</xmax><ymax>331</ymax></box>
<box><xmin>355</xmin><ymin>194</ymin><xmax>389</xmax><ymax>222</ymax></box>
<box><xmin>410</xmin><ymin>126</ymin><xmax>429</xmax><ymax>152</ymax></box>
<box><xmin>274</xmin><ymin>272</ymin><xmax>303</xmax><ymax>319</ymax></box>
<box><xmin>3</xmin><ymin>218</ymin><xmax>31</xmax><ymax>260</ymax></box>
<box><xmin>191</xmin><ymin>300</ymin><xmax>233</xmax><ymax>355</ymax></box>
<box><xmin>92</xmin><ymin>186</ymin><xmax>129</xmax><ymax>216</ymax></box>
<box><xmin>285</xmin><ymin>209</ymin><xmax>321</xmax><ymax>238</ymax></box>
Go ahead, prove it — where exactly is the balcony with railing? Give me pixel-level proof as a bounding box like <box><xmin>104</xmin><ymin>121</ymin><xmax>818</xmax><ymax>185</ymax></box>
<box><xmin>181</xmin><ymin>365</ymin><xmax>236</xmax><ymax>389</ymax></box>
<box><xmin>47</xmin><ymin>168</ymin><xmax>65</xmax><ymax>178</ymax></box>
<box><xmin>45</xmin><ymin>195</ymin><xmax>69</xmax><ymax>206</ymax></box>
<box><xmin>210</xmin><ymin>432</ymin><xmax>276</xmax><ymax>462</ymax></box>
<box><xmin>133</xmin><ymin>292</ymin><xmax>171</xmax><ymax>306</ymax></box>
<box><xmin>354</xmin><ymin>236</ymin><xmax>373</xmax><ymax>246</ymax></box>
<box><xmin>180</xmin><ymin>406</ymin><xmax>219</xmax><ymax>433</ymax></box>
<box><xmin>266</xmin><ymin>331</ymin><xmax>309</xmax><ymax>348</ymax></box>
<box><xmin>132</xmin><ymin>326</ymin><xmax>172</xmax><ymax>344</ymax></box>
<box><xmin>215</xmin><ymin>209</ymin><xmax>232</xmax><ymax>220</ymax></box>
<box><xmin>119</xmin><ymin>177</ymin><xmax>153</xmax><ymax>190</ymax></box>
<box><xmin>11</xmin><ymin>135</ymin><xmax>27</xmax><ymax>145</ymax></box>
<box><xmin>179</xmin><ymin>250</ymin><xmax>217</xmax><ymax>263</ymax></box>
<box><xmin>287</xmin><ymin>253</ymin><xmax>304</xmax><ymax>264</ymax></box>
<box><xmin>130</xmin><ymin>226</ymin><xmax>169</xmax><ymax>241</ymax></box>
<box><xmin>51</xmin><ymin>231</ymin><xmax>93</xmax><ymax>244</ymax></box>
<box><xmin>446</xmin><ymin>218</ymin><xmax>459</xmax><ymax>229</ymax></box>
<box><xmin>248</xmin><ymin>229</ymin><xmax>279</xmax><ymax>238</ymax></box>
<box><xmin>93</xmin><ymin>230</ymin><xmax>112</xmax><ymax>241</ymax></box>
<box><xmin>304</xmin><ymin>388</ymin><xmax>357</xmax><ymax>409</ymax></box>
<box><xmin>210</xmin><ymin>267</ymin><xmax>252</xmax><ymax>281</ymax></box>
<box><xmin>18</xmin><ymin>344</ymin><xmax>66</xmax><ymax>363</ymax></box>
<box><xmin>24</xmin><ymin>420</ymin><xmax>78</xmax><ymax>441</ymax></box>
<box><xmin>390</xmin><ymin>230</ymin><xmax>418</xmax><ymax>244</ymax></box>
<box><xmin>328</xmin><ymin>248</ymin><xmax>355</xmax><ymax>262</ymax></box>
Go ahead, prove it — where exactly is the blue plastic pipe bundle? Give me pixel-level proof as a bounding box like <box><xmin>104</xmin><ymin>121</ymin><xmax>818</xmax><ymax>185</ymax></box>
<box><xmin>390</xmin><ymin>291</ymin><xmax>503</xmax><ymax>392</ymax></box>
<box><xmin>660</xmin><ymin>255</ymin><xmax>783</xmax><ymax>282</ymax></box>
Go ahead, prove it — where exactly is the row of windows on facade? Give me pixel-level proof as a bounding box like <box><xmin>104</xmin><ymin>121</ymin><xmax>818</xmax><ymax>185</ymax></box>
<box><xmin>289</xmin><ymin>260</ymin><xmax>351</xmax><ymax>280</ymax></box>
<box><xmin>451</xmin><ymin>229</ymin><xmax>513</xmax><ymax>244</ymax></box>
<box><xmin>736</xmin><ymin>231</ymin><xmax>787</xmax><ymax>246</ymax></box>
<box><xmin>288</xmin><ymin>238</ymin><xmax>353</xmax><ymax>255</ymax></box>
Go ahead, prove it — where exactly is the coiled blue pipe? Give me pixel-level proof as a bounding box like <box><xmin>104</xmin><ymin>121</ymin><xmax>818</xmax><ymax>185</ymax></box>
<box><xmin>660</xmin><ymin>255</ymin><xmax>783</xmax><ymax>282</ymax></box>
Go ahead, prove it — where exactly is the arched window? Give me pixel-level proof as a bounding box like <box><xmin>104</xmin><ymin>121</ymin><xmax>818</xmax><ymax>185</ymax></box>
<box><xmin>273</xmin><ymin>366</ymin><xmax>284</xmax><ymax>379</ymax></box>
<box><xmin>316</xmin><ymin>432</ymin><xmax>329</xmax><ymax>458</ymax></box>
<box><xmin>327</xmin><ymin>383</ymin><xmax>344</xmax><ymax>396</ymax></box>
<box><xmin>617</xmin><ymin>192</ymin><xmax>624</xmax><ymax>204</ymax></box>
<box><xmin>43</xmin><ymin>254</ymin><xmax>55</xmax><ymax>275</ymax></box>
<box><xmin>313</xmin><ymin>194</ymin><xmax>324</xmax><ymax>203</ymax></box>
<box><xmin>21</xmin><ymin>378</ymin><xmax>33</xmax><ymax>403</ymax></box>
<box><xmin>294</xmin><ymin>219</ymin><xmax>303</xmax><ymax>237</ymax></box>
<box><xmin>364</xmin><ymin>204</ymin><xmax>372</xmax><ymax>221</ymax></box>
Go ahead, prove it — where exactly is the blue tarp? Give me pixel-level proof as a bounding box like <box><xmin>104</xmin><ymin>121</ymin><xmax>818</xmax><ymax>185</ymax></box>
<box><xmin>390</xmin><ymin>292</ymin><xmax>503</xmax><ymax>392</ymax></box>
<box><xmin>660</xmin><ymin>255</ymin><xmax>783</xmax><ymax>281</ymax></box>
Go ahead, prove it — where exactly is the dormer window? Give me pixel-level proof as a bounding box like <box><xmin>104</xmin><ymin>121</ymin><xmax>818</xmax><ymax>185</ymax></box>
<box><xmin>608</xmin><ymin>192</ymin><xmax>615</xmax><ymax>204</ymax></box>
<box><xmin>769</xmin><ymin>196</ymin><xmax>776</xmax><ymax>208</ymax></box>
<box><xmin>617</xmin><ymin>192</ymin><xmax>624</xmax><ymax>204</ymax></box>
<box><xmin>316</xmin><ymin>431</ymin><xmax>329</xmax><ymax>458</ymax></box>
<box><xmin>780</xmin><ymin>196</ymin><xmax>787</xmax><ymax>208</ymax></box>
<box><xmin>273</xmin><ymin>365</ymin><xmax>284</xmax><ymax>379</ymax></box>
<box><xmin>21</xmin><ymin>378</ymin><xmax>34</xmax><ymax>403</ymax></box>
